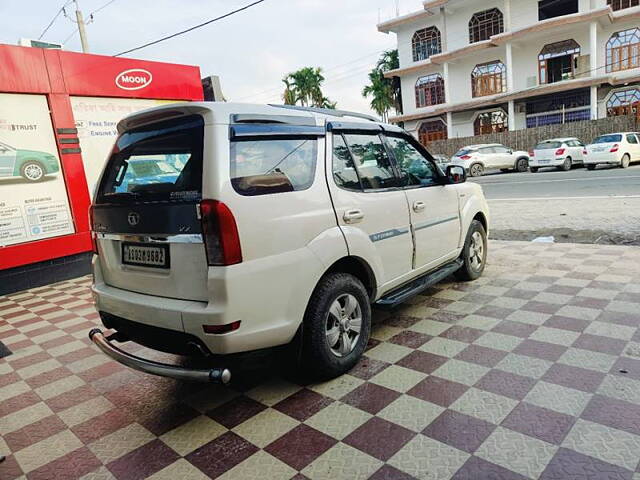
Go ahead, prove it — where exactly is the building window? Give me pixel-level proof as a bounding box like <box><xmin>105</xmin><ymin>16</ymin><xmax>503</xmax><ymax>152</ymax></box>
<box><xmin>474</xmin><ymin>111</ymin><xmax>508</xmax><ymax>135</ymax></box>
<box><xmin>607</xmin><ymin>29</ymin><xmax>640</xmax><ymax>73</ymax></box>
<box><xmin>538</xmin><ymin>39</ymin><xmax>581</xmax><ymax>84</ymax></box>
<box><xmin>415</xmin><ymin>74</ymin><xmax>445</xmax><ymax>108</ymax></box>
<box><xmin>471</xmin><ymin>61</ymin><xmax>507</xmax><ymax>97</ymax></box>
<box><xmin>418</xmin><ymin>119</ymin><xmax>448</xmax><ymax>145</ymax></box>
<box><xmin>525</xmin><ymin>89</ymin><xmax>591</xmax><ymax>127</ymax></box>
<box><xmin>469</xmin><ymin>8</ymin><xmax>504</xmax><ymax>44</ymax></box>
<box><xmin>538</xmin><ymin>0</ymin><xmax>578</xmax><ymax>21</ymax></box>
<box><xmin>608</xmin><ymin>0</ymin><xmax>640</xmax><ymax>11</ymax></box>
<box><xmin>607</xmin><ymin>88</ymin><xmax>640</xmax><ymax>117</ymax></box>
<box><xmin>412</xmin><ymin>27</ymin><xmax>442</xmax><ymax>62</ymax></box>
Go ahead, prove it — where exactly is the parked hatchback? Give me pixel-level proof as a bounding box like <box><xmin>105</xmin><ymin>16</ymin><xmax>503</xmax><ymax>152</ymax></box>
<box><xmin>451</xmin><ymin>144</ymin><xmax>529</xmax><ymax>177</ymax></box>
<box><xmin>584</xmin><ymin>132</ymin><xmax>640</xmax><ymax>170</ymax></box>
<box><xmin>529</xmin><ymin>138</ymin><xmax>585</xmax><ymax>172</ymax></box>
<box><xmin>88</xmin><ymin>103</ymin><xmax>490</xmax><ymax>383</ymax></box>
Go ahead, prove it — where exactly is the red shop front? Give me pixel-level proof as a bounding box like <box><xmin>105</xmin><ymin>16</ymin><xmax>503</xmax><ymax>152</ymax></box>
<box><xmin>0</xmin><ymin>44</ymin><xmax>204</xmax><ymax>294</ymax></box>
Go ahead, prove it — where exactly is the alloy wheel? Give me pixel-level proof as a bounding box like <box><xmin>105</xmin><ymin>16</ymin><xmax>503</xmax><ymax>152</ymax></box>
<box><xmin>326</xmin><ymin>294</ymin><xmax>362</xmax><ymax>357</ymax></box>
<box><xmin>469</xmin><ymin>231</ymin><xmax>485</xmax><ymax>271</ymax></box>
<box><xmin>24</xmin><ymin>164</ymin><xmax>44</xmax><ymax>181</ymax></box>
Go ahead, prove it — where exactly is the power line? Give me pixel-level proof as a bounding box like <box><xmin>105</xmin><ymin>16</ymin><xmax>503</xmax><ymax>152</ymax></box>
<box><xmin>89</xmin><ymin>0</ymin><xmax>118</xmax><ymax>16</ymax></box>
<box><xmin>113</xmin><ymin>0</ymin><xmax>267</xmax><ymax>57</ymax></box>
<box><xmin>38</xmin><ymin>1</ymin><xmax>73</xmax><ymax>40</ymax></box>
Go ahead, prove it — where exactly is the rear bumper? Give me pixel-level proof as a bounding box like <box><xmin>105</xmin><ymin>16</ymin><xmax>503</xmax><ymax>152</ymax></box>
<box><xmin>584</xmin><ymin>154</ymin><xmax>619</xmax><ymax>164</ymax></box>
<box><xmin>529</xmin><ymin>157</ymin><xmax>564</xmax><ymax>167</ymax></box>
<box><xmin>89</xmin><ymin>329</ymin><xmax>231</xmax><ymax>383</ymax></box>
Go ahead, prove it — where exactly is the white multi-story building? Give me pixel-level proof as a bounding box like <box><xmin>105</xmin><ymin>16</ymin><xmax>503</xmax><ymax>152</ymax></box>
<box><xmin>378</xmin><ymin>0</ymin><xmax>640</xmax><ymax>145</ymax></box>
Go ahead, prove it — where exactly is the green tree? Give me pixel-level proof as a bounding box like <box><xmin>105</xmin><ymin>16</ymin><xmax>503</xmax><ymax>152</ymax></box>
<box><xmin>282</xmin><ymin>67</ymin><xmax>336</xmax><ymax>109</ymax></box>
<box><xmin>362</xmin><ymin>49</ymin><xmax>403</xmax><ymax>121</ymax></box>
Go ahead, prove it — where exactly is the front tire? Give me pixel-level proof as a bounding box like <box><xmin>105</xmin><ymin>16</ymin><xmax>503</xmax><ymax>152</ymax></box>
<box><xmin>302</xmin><ymin>273</ymin><xmax>371</xmax><ymax>379</ymax></box>
<box><xmin>515</xmin><ymin>158</ymin><xmax>529</xmax><ymax>173</ymax></box>
<box><xmin>456</xmin><ymin>220</ymin><xmax>487</xmax><ymax>282</ymax></box>
<box><xmin>621</xmin><ymin>154</ymin><xmax>630</xmax><ymax>169</ymax></box>
<box><xmin>20</xmin><ymin>161</ymin><xmax>45</xmax><ymax>182</ymax></box>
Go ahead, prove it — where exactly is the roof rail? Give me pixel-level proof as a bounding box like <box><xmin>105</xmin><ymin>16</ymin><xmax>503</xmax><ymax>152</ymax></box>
<box><xmin>269</xmin><ymin>104</ymin><xmax>379</xmax><ymax>122</ymax></box>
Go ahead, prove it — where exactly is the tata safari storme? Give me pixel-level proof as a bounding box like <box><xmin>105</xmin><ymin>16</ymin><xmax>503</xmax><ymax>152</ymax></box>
<box><xmin>89</xmin><ymin>103</ymin><xmax>490</xmax><ymax>383</ymax></box>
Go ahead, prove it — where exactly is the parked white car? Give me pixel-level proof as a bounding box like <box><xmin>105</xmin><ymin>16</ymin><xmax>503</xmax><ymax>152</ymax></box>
<box><xmin>529</xmin><ymin>138</ymin><xmax>585</xmax><ymax>172</ymax></box>
<box><xmin>584</xmin><ymin>132</ymin><xmax>640</xmax><ymax>170</ymax></box>
<box><xmin>88</xmin><ymin>103</ymin><xmax>490</xmax><ymax>383</ymax></box>
<box><xmin>451</xmin><ymin>144</ymin><xmax>530</xmax><ymax>177</ymax></box>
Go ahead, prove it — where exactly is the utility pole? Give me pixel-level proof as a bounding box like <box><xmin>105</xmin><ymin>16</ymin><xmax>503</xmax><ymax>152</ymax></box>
<box><xmin>74</xmin><ymin>0</ymin><xmax>90</xmax><ymax>53</ymax></box>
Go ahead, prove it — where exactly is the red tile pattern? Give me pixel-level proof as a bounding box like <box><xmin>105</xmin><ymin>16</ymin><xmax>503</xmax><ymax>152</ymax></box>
<box><xmin>1</xmin><ymin>241</ymin><xmax>640</xmax><ymax>479</ymax></box>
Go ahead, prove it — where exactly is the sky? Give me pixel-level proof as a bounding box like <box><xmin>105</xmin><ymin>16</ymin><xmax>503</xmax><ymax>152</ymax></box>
<box><xmin>1</xmin><ymin>0</ymin><xmax>424</xmax><ymax>115</ymax></box>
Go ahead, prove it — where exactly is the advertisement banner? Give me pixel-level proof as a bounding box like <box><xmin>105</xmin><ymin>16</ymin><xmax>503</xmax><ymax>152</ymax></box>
<box><xmin>0</xmin><ymin>93</ymin><xmax>74</xmax><ymax>247</ymax></box>
<box><xmin>70</xmin><ymin>96</ymin><xmax>176</xmax><ymax>196</ymax></box>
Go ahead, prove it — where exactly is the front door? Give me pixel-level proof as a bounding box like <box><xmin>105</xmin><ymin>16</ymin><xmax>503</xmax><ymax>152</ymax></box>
<box><xmin>329</xmin><ymin>131</ymin><xmax>413</xmax><ymax>285</ymax></box>
<box><xmin>385</xmin><ymin>134</ymin><xmax>461</xmax><ymax>270</ymax></box>
<box><xmin>0</xmin><ymin>143</ymin><xmax>17</xmax><ymax>177</ymax></box>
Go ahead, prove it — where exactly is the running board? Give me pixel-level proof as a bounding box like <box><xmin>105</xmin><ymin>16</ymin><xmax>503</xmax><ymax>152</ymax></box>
<box><xmin>376</xmin><ymin>259</ymin><xmax>463</xmax><ymax>309</ymax></box>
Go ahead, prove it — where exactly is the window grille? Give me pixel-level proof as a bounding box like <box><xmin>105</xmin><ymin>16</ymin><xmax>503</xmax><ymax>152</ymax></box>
<box><xmin>471</xmin><ymin>61</ymin><xmax>507</xmax><ymax>97</ymax></box>
<box><xmin>469</xmin><ymin>8</ymin><xmax>504</xmax><ymax>44</ymax></box>
<box><xmin>415</xmin><ymin>74</ymin><xmax>445</xmax><ymax>108</ymax></box>
<box><xmin>412</xmin><ymin>27</ymin><xmax>442</xmax><ymax>62</ymax></box>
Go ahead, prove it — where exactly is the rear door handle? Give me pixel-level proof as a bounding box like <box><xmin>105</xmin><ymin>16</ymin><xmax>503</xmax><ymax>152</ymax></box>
<box><xmin>343</xmin><ymin>209</ymin><xmax>364</xmax><ymax>224</ymax></box>
<box><xmin>413</xmin><ymin>201</ymin><xmax>426</xmax><ymax>213</ymax></box>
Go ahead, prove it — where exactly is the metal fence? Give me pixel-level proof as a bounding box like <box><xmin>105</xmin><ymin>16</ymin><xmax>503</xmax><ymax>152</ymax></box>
<box><xmin>425</xmin><ymin>115</ymin><xmax>638</xmax><ymax>157</ymax></box>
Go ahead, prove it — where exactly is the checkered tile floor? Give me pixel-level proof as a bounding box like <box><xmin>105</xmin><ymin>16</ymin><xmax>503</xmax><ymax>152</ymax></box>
<box><xmin>2</xmin><ymin>241</ymin><xmax>640</xmax><ymax>480</ymax></box>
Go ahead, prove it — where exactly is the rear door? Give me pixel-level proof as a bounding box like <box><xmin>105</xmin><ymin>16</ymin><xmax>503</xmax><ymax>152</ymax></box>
<box><xmin>385</xmin><ymin>133</ymin><xmax>461</xmax><ymax>270</ymax></box>
<box><xmin>329</xmin><ymin>129</ymin><xmax>413</xmax><ymax>285</ymax></box>
<box><xmin>92</xmin><ymin>114</ymin><xmax>209</xmax><ymax>304</ymax></box>
<box><xmin>479</xmin><ymin>147</ymin><xmax>499</xmax><ymax>169</ymax></box>
<box><xmin>493</xmin><ymin>146</ymin><xmax>513</xmax><ymax>169</ymax></box>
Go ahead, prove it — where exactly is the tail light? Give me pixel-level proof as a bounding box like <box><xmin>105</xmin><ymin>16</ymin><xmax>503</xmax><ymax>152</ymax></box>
<box><xmin>555</xmin><ymin>148</ymin><xmax>566</xmax><ymax>156</ymax></box>
<box><xmin>88</xmin><ymin>205</ymin><xmax>98</xmax><ymax>255</ymax></box>
<box><xmin>200</xmin><ymin>199</ymin><xmax>242</xmax><ymax>266</ymax></box>
<box><xmin>528</xmin><ymin>150</ymin><xmax>535</xmax><ymax>157</ymax></box>
<box><xmin>610</xmin><ymin>144</ymin><xmax>619</xmax><ymax>153</ymax></box>
<box><xmin>583</xmin><ymin>149</ymin><xmax>588</xmax><ymax>155</ymax></box>
<box><xmin>459</xmin><ymin>155</ymin><xmax>471</xmax><ymax>160</ymax></box>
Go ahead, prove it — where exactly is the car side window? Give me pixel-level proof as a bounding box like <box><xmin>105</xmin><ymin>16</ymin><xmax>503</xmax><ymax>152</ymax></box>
<box><xmin>627</xmin><ymin>134</ymin><xmax>638</xmax><ymax>144</ymax></box>
<box><xmin>480</xmin><ymin>147</ymin><xmax>494</xmax><ymax>154</ymax></box>
<box><xmin>342</xmin><ymin>133</ymin><xmax>398</xmax><ymax>190</ymax></box>
<box><xmin>230</xmin><ymin>138</ymin><xmax>317</xmax><ymax>196</ymax></box>
<box><xmin>386</xmin><ymin>135</ymin><xmax>439</xmax><ymax>187</ymax></box>
<box><xmin>494</xmin><ymin>146</ymin><xmax>509</xmax><ymax>154</ymax></box>
<box><xmin>332</xmin><ymin>134</ymin><xmax>361</xmax><ymax>191</ymax></box>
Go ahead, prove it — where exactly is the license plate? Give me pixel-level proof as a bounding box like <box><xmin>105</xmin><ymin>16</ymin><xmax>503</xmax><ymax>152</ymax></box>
<box><xmin>539</xmin><ymin>159</ymin><xmax>551</xmax><ymax>164</ymax></box>
<box><xmin>122</xmin><ymin>243</ymin><xmax>170</xmax><ymax>269</ymax></box>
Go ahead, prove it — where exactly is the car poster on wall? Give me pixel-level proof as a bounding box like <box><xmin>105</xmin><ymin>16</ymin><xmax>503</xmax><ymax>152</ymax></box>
<box><xmin>0</xmin><ymin>93</ymin><xmax>75</xmax><ymax>247</ymax></box>
<box><xmin>70</xmin><ymin>96</ymin><xmax>177</xmax><ymax>197</ymax></box>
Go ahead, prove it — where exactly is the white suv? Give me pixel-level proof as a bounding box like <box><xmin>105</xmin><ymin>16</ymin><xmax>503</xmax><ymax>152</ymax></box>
<box><xmin>89</xmin><ymin>103</ymin><xmax>490</xmax><ymax>383</ymax></box>
<box><xmin>451</xmin><ymin>144</ymin><xmax>530</xmax><ymax>177</ymax></box>
<box><xmin>584</xmin><ymin>132</ymin><xmax>640</xmax><ymax>170</ymax></box>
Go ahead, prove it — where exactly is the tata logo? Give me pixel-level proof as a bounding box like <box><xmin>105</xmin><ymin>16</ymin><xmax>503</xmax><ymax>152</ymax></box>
<box><xmin>127</xmin><ymin>212</ymin><xmax>140</xmax><ymax>226</ymax></box>
<box><xmin>115</xmin><ymin>69</ymin><xmax>153</xmax><ymax>91</ymax></box>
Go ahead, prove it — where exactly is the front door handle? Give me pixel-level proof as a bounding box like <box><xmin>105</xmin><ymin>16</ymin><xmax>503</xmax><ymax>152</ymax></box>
<box><xmin>343</xmin><ymin>209</ymin><xmax>364</xmax><ymax>224</ymax></box>
<box><xmin>413</xmin><ymin>201</ymin><xmax>426</xmax><ymax>213</ymax></box>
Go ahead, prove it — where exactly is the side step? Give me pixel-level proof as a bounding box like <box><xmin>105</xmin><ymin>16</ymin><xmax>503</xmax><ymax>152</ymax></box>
<box><xmin>375</xmin><ymin>259</ymin><xmax>463</xmax><ymax>309</ymax></box>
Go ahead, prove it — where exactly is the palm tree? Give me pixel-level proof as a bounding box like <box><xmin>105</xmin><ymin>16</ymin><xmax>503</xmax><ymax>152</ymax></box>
<box><xmin>362</xmin><ymin>49</ymin><xmax>403</xmax><ymax>121</ymax></box>
<box><xmin>282</xmin><ymin>67</ymin><xmax>336</xmax><ymax>109</ymax></box>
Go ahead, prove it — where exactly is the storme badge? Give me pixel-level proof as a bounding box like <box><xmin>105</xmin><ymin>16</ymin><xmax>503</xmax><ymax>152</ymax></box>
<box><xmin>115</xmin><ymin>69</ymin><xmax>153</xmax><ymax>91</ymax></box>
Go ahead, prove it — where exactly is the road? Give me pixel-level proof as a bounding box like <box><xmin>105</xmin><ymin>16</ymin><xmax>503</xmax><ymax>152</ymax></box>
<box><xmin>471</xmin><ymin>164</ymin><xmax>640</xmax><ymax>199</ymax></box>
<box><xmin>468</xmin><ymin>164</ymin><xmax>640</xmax><ymax>245</ymax></box>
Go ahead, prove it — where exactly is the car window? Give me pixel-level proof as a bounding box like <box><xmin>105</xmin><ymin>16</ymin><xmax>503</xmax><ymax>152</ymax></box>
<box><xmin>593</xmin><ymin>134</ymin><xmax>622</xmax><ymax>144</ymax></box>
<box><xmin>230</xmin><ymin>138</ymin><xmax>317</xmax><ymax>196</ymax></box>
<box><xmin>342</xmin><ymin>133</ymin><xmax>398</xmax><ymax>190</ymax></box>
<box><xmin>627</xmin><ymin>134</ymin><xmax>638</xmax><ymax>144</ymax></box>
<box><xmin>479</xmin><ymin>147</ymin><xmax>495</xmax><ymax>154</ymax></box>
<box><xmin>386</xmin><ymin>135</ymin><xmax>439</xmax><ymax>187</ymax></box>
<box><xmin>535</xmin><ymin>141</ymin><xmax>561</xmax><ymax>149</ymax></box>
<box><xmin>332</xmin><ymin>134</ymin><xmax>361</xmax><ymax>191</ymax></box>
<box><xmin>494</xmin><ymin>146</ymin><xmax>509</xmax><ymax>154</ymax></box>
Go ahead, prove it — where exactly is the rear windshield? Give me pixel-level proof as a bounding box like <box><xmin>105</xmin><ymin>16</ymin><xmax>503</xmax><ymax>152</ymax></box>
<box><xmin>593</xmin><ymin>134</ymin><xmax>622</xmax><ymax>144</ymax></box>
<box><xmin>455</xmin><ymin>149</ymin><xmax>474</xmax><ymax>156</ymax></box>
<box><xmin>535</xmin><ymin>141</ymin><xmax>562</xmax><ymax>149</ymax></box>
<box><xmin>96</xmin><ymin>115</ymin><xmax>204</xmax><ymax>204</ymax></box>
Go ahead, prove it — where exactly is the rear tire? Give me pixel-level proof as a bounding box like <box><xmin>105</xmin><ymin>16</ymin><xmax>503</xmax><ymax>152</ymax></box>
<box><xmin>515</xmin><ymin>158</ymin><xmax>529</xmax><ymax>173</ymax></box>
<box><xmin>559</xmin><ymin>157</ymin><xmax>572</xmax><ymax>171</ymax></box>
<box><xmin>456</xmin><ymin>220</ymin><xmax>487</xmax><ymax>282</ymax></box>
<box><xmin>469</xmin><ymin>163</ymin><xmax>484</xmax><ymax>177</ymax></box>
<box><xmin>301</xmin><ymin>273</ymin><xmax>371</xmax><ymax>379</ymax></box>
<box><xmin>587</xmin><ymin>164</ymin><xmax>596</xmax><ymax>171</ymax></box>
<box><xmin>529</xmin><ymin>167</ymin><xmax>539</xmax><ymax>173</ymax></box>
<box><xmin>621</xmin><ymin>154</ymin><xmax>630</xmax><ymax>169</ymax></box>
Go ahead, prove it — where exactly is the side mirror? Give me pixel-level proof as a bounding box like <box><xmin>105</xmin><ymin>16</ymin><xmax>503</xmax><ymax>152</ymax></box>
<box><xmin>508</xmin><ymin>149</ymin><xmax>513</xmax><ymax>154</ymax></box>
<box><xmin>446</xmin><ymin>165</ymin><xmax>466</xmax><ymax>184</ymax></box>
